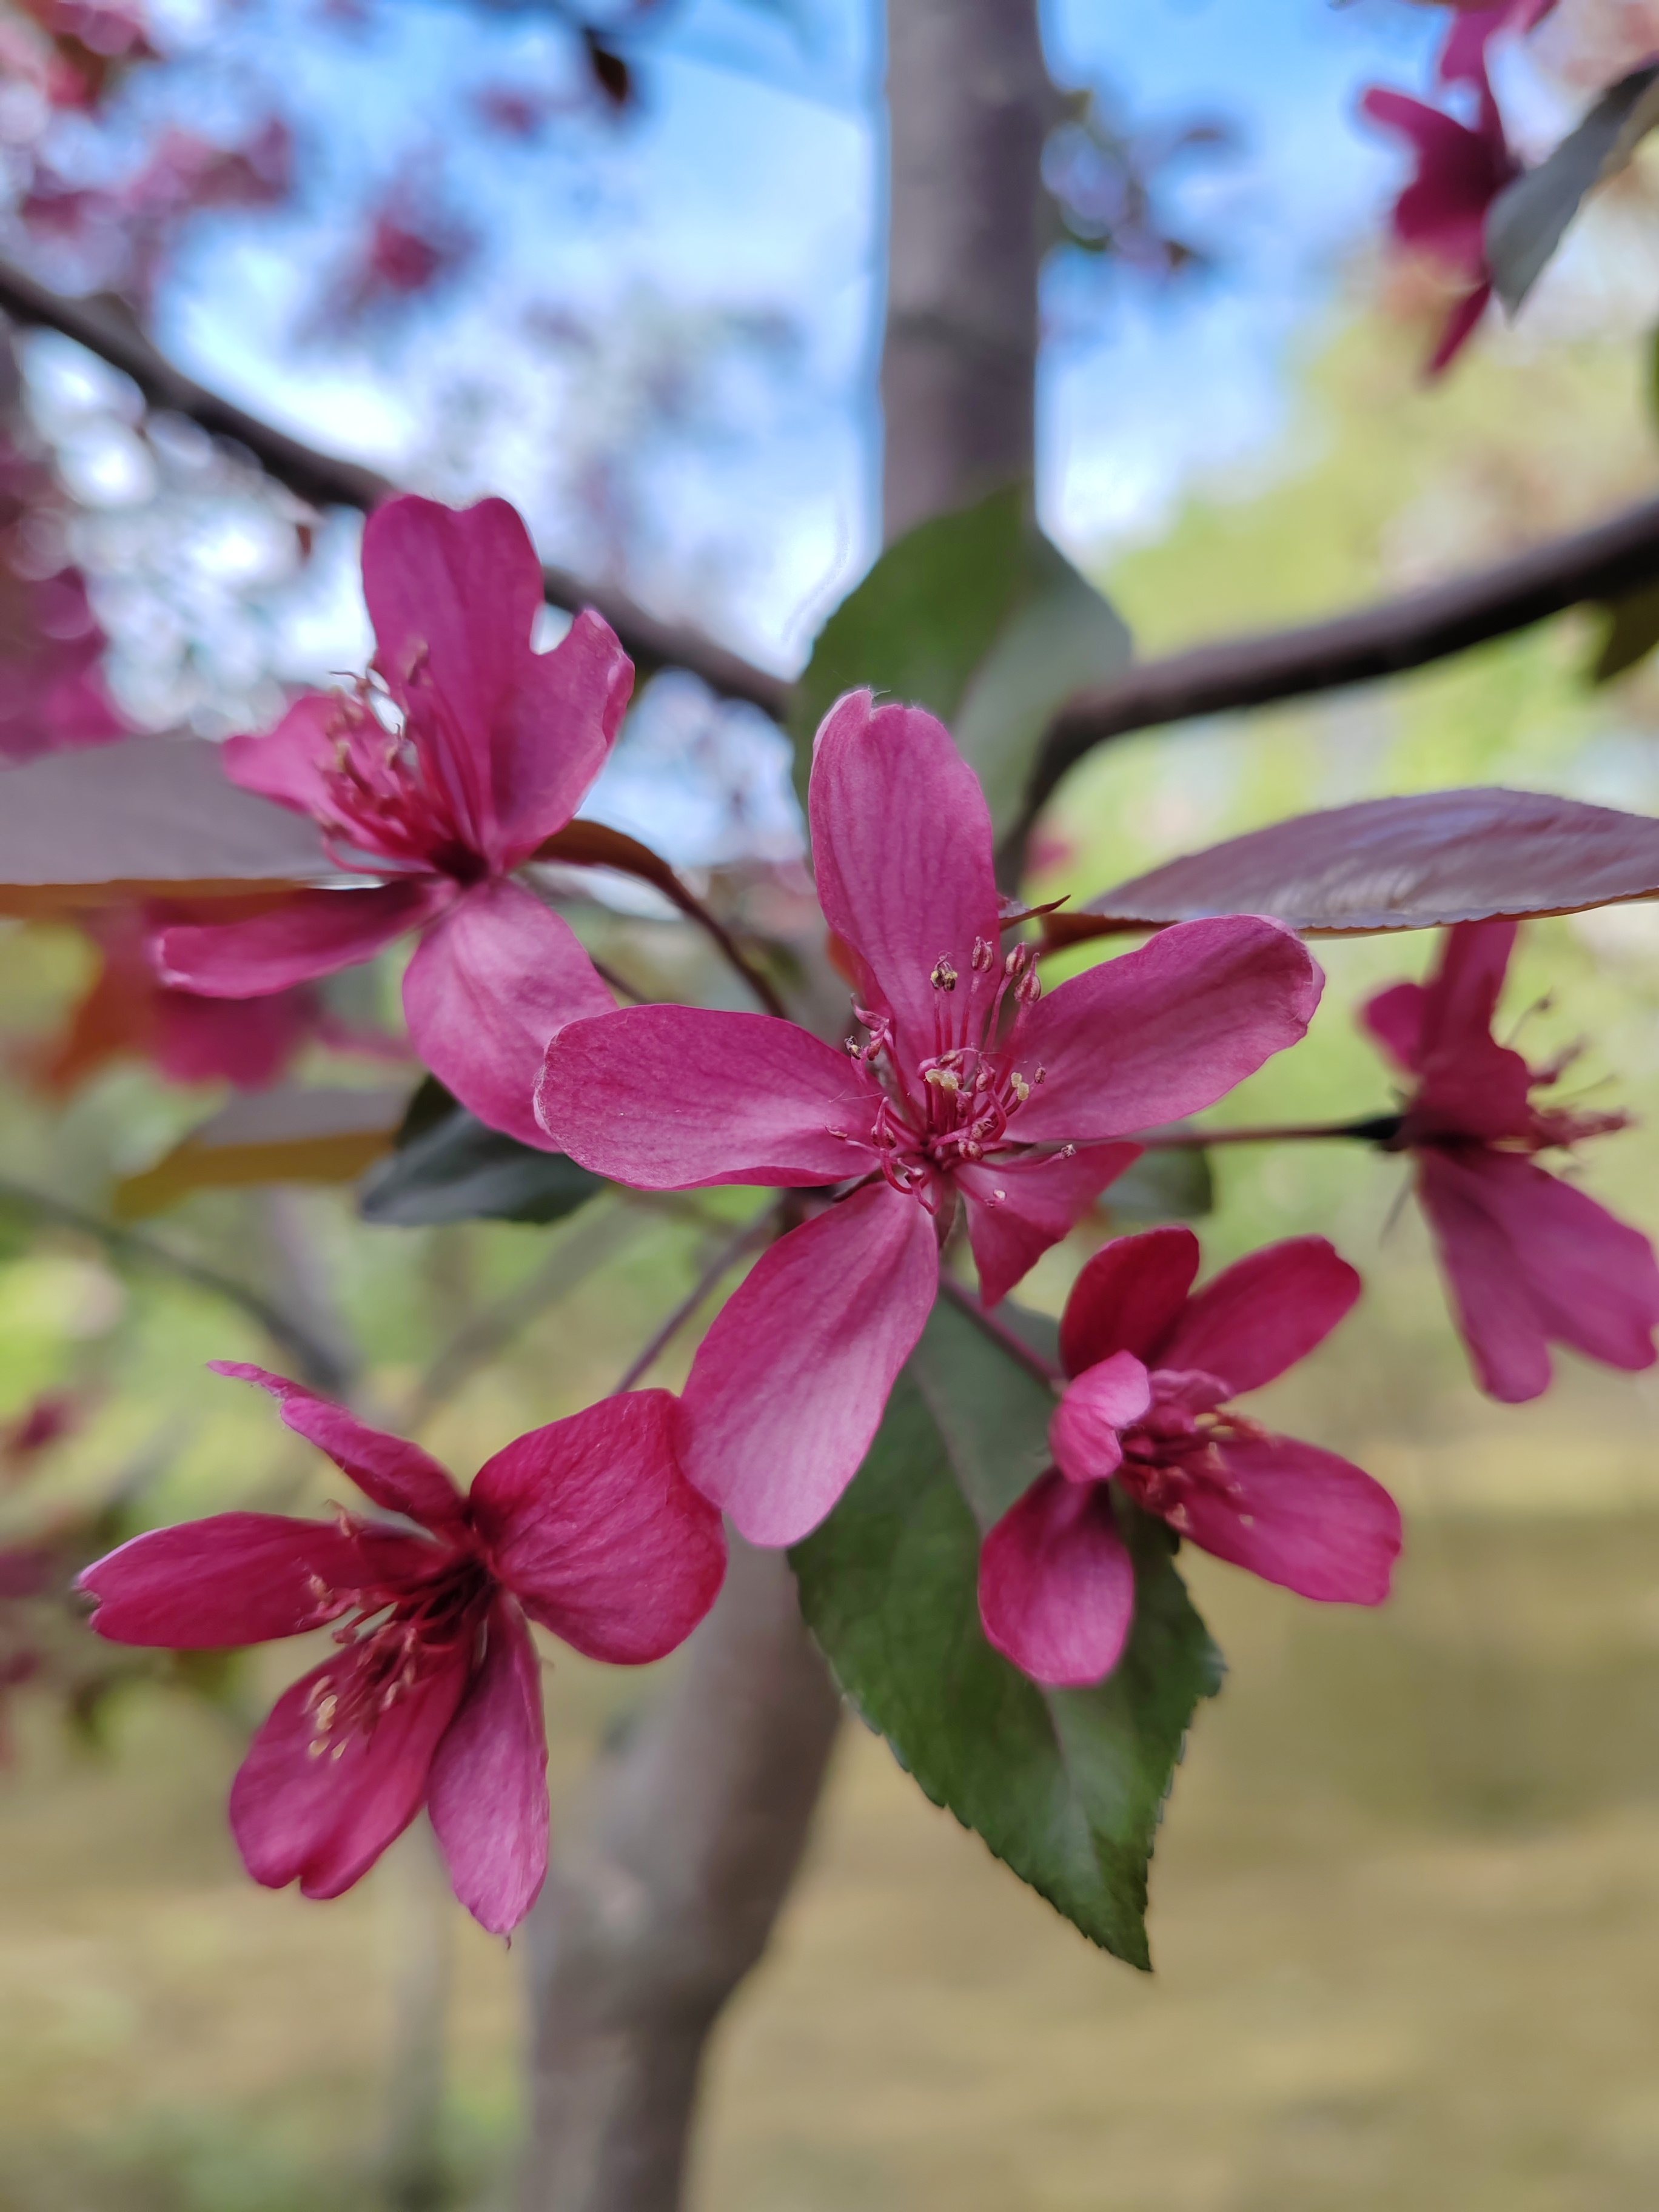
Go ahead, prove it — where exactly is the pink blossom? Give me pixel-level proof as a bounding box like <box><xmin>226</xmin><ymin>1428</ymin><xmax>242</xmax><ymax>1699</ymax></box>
<box><xmin>154</xmin><ymin>495</ymin><xmax>632</xmax><ymax>1145</ymax></box>
<box><xmin>979</xmin><ymin>1227</ymin><xmax>1400</xmax><ymax>1688</ymax></box>
<box><xmin>79</xmin><ymin>1364</ymin><xmax>725</xmax><ymax>1933</ymax></box>
<box><xmin>535</xmin><ymin>691</ymin><xmax>1322</xmax><ymax>1547</ymax></box>
<box><xmin>1361</xmin><ymin>57</ymin><xmax>1520</xmax><ymax>374</ymax></box>
<box><xmin>1364</xmin><ymin>918</ymin><xmax>1659</xmax><ymax>1403</ymax></box>
<box><xmin>1439</xmin><ymin>1</ymin><xmax>1559</xmax><ymax>87</ymax></box>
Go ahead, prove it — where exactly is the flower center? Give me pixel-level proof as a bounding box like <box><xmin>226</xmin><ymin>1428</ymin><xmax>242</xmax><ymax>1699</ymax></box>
<box><xmin>300</xmin><ymin>1544</ymin><xmax>491</xmax><ymax>1759</ymax></box>
<box><xmin>843</xmin><ymin>937</ymin><xmax>1062</xmax><ymax>1210</ymax></box>
<box><xmin>310</xmin><ymin>683</ymin><xmax>482</xmax><ymax>881</ymax></box>
<box><xmin>1113</xmin><ymin>1369</ymin><xmax>1260</xmax><ymax>1532</ymax></box>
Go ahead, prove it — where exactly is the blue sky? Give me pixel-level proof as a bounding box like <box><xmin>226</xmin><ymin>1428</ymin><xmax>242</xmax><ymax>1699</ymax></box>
<box><xmin>129</xmin><ymin>0</ymin><xmax>1445</xmax><ymax>668</ymax></box>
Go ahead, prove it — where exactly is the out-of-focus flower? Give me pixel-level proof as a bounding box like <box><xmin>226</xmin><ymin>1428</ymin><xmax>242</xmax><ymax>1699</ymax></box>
<box><xmin>1361</xmin><ymin>58</ymin><xmax>1520</xmax><ymax>374</ymax></box>
<box><xmin>317</xmin><ymin>183</ymin><xmax>474</xmax><ymax>333</ymax></box>
<box><xmin>79</xmin><ymin>1363</ymin><xmax>726</xmax><ymax>1933</ymax></box>
<box><xmin>1439</xmin><ymin>0</ymin><xmax>1560</xmax><ymax>85</ymax></box>
<box><xmin>978</xmin><ymin>1227</ymin><xmax>1399</xmax><ymax>1687</ymax></box>
<box><xmin>1</xmin><ymin>1392</ymin><xmax>83</xmax><ymax>1476</ymax></box>
<box><xmin>536</xmin><ymin>690</ymin><xmax>1322</xmax><ymax>1548</ymax></box>
<box><xmin>154</xmin><ymin>495</ymin><xmax>632</xmax><ymax>1145</ymax></box>
<box><xmin>8</xmin><ymin>0</ymin><xmax>153</xmax><ymax>113</ymax></box>
<box><xmin>1363</xmin><ymin>918</ymin><xmax>1659</xmax><ymax>1401</ymax></box>
<box><xmin>23</xmin><ymin>903</ymin><xmax>404</xmax><ymax>1097</ymax></box>
<box><xmin>0</xmin><ymin>432</ymin><xmax>126</xmax><ymax>759</ymax></box>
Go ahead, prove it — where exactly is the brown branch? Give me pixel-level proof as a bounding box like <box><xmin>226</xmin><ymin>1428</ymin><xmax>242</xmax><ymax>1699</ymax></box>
<box><xmin>610</xmin><ymin>1201</ymin><xmax>785</xmax><ymax>1396</ymax></box>
<box><xmin>0</xmin><ymin>256</ymin><xmax>789</xmax><ymax>717</ymax></box>
<box><xmin>936</xmin><ymin>1270</ymin><xmax>1059</xmax><ymax>1387</ymax></box>
<box><xmin>1010</xmin><ymin>492</ymin><xmax>1659</xmax><ymax>845</ymax></box>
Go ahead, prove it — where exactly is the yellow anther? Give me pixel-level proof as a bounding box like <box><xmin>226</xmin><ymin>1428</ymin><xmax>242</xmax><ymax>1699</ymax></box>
<box><xmin>1010</xmin><ymin>1073</ymin><xmax>1031</xmax><ymax>1104</ymax></box>
<box><xmin>931</xmin><ymin>957</ymin><xmax>958</xmax><ymax>992</ymax></box>
<box><xmin>925</xmin><ymin>1068</ymin><xmax>960</xmax><ymax>1093</ymax></box>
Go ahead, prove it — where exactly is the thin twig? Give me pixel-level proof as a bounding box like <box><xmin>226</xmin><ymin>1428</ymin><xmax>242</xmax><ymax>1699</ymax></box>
<box><xmin>589</xmin><ymin>954</ymin><xmax>648</xmax><ymax>1006</ymax></box>
<box><xmin>0</xmin><ymin>1174</ymin><xmax>347</xmax><ymax>1392</ymax></box>
<box><xmin>612</xmin><ymin>1201</ymin><xmax>786</xmax><ymax>1395</ymax></box>
<box><xmin>1137</xmin><ymin>1113</ymin><xmax>1404</xmax><ymax>1148</ymax></box>
<box><xmin>936</xmin><ymin>1272</ymin><xmax>1060</xmax><ymax>1388</ymax></box>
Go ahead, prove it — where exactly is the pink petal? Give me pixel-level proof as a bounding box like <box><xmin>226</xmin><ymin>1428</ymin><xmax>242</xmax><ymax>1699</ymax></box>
<box><xmin>469</xmin><ymin>1391</ymin><xmax>726</xmax><ymax>1663</ymax></box>
<box><xmin>363</xmin><ymin>495</ymin><xmax>544</xmax><ymax>864</ymax></box>
<box><xmin>956</xmin><ymin>1142</ymin><xmax>1141</xmax><ymax>1308</ymax></box>
<box><xmin>1013</xmin><ymin>917</ymin><xmax>1321</xmax><ymax>1142</ymax></box>
<box><xmin>1159</xmin><ymin>1236</ymin><xmax>1361</xmax><ymax>1395</ymax></box>
<box><xmin>1406</xmin><ymin>920</ymin><xmax>1533</xmax><ymax>1138</ymax></box>
<box><xmin>1420</xmin><ymin>917</ymin><xmax>1515</xmax><ymax>1056</ymax></box>
<box><xmin>403</xmin><ymin>878</ymin><xmax>615</xmax><ymax>1149</ymax></box>
<box><xmin>210</xmin><ymin>1362</ymin><xmax>466</xmax><ymax>1530</ymax></box>
<box><xmin>426</xmin><ymin>1602</ymin><xmax>548</xmax><ymax>1934</ymax></box>
<box><xmin>1361</xmin><ymin>979</ymin><xmax>1427</xmax><ymax>1074</ymax></box>
<box><xmin>78</xmin><ymin>1513</ymin><xmax>432</xmax><ymax>1646</ymax></box>
<box><xmin>1360</xmin><ymin>87</ymin><xmax>1510</xmax><ymax>273</ymax></box>
<box><xmin>155</xmin><ymin>880</ymin><xmax>449</xmax><ymax>997</ymax></box>
<box><xmin>230</xmin><ymin>1646</ymin><xmax>469</xmax><ymax>1900</ymax></box>
<box><xmin>1415</xmin><ymin>1148</ymin><xmax>1552</xmax><ymax>1401</ymax></box>
<box><xmin>151</xmin><ymin>985</ymin><xmax>318</xmax><ymax>1088</ymax></box>
<box><xmin>221</xmin><ymin>692</ymin><xmax>344</xmax><ymax>820</ymax></box>
<box><xmin>680</xmin><ymin>1183</ymin><xmax>940</xmax><ymax>1546</ymax></box>
<box><xmin>807</xmin><ymin>691</ymin><xmax>1001</xmax><ymax>1052</ymax></box>
<box><xmin>1177</xmin><ymin>1435</ymin><xmax>1401</xmax><ymax>1604</ymax></box>
<box><xmin>535</xmin><ymin>1004</ymin><xmax>877</xmax><ymax>1188</ymax></box>
<box><xmin>978</xmin><ymin>1470</ymin><xmax>1135</xmax><ymax>1687</ymax></box>
<box><xmin>1049</xmin><ymin>1352</ymin><xmax>1151</xmax><ymax>1484</ymax></box>
<box><xmin>495</xmin><ymin>609</ymin><xmax>634</xmax><ymax>866</ymax></box>
<box><xmin>1423</xmin><ymin>1148</ymin><xmax>1659</xmax><ymax>1398</ymax></box>
<box><xmin>1059</xmin><ymin>1226</ymin><xmax>1202</xmax><ymax>1379</ymax></box>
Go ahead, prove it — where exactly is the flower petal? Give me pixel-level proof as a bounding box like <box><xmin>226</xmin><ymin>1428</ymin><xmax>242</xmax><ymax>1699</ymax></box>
<box><xmin>209</xmin><ymin>1362</ymin><xmax>466</xmax><ymax>1530</ymax></box>
<box><xmin>956</xmin><ymin>1142</ymin><xmax>1141</xmax><ymax>1309</ymax></box>
<box><xmin>535</xmin><ymin>1004</ymin><xmax>877</xmax><ymax>1188</ymax></box>
<box><xmin>1159</xmin><ymin>1236</ymin><xmax>1361</xmax><ymax>1396</ymax></box>
<box><xmin>978</xmin><ymin>1471</ymin><xmax>1135</xmax><ymax>1687</ymax></box>
<box><xmin>1178</xmin><ymin>1435</ymin><xmax>1401</xmax><ymax>1604</ymax></box>
<box><xmin>403</xmin><ymin>878</ymin><xmax>615</xmax><ymax>1148</ymax></box>
<box><xmin>1361</xmin><ymin>979</ymin><xmax>1427</xmax><ymax>1074</ymax></box>
<box><xmin>808</xmin><ymin>691</ymin><xmax>1001</xmax><ymax>1052</ymax></box>
<box><xmin>1415</xmin><ymin>1149</ymin><xmax>1552</xmax><ymax>1402</ymax></box>
<box><xmin>1410</xmin><ymin>920</ymin><xmax>1534</xmax><ymax>1140</ymax></box>
<box><xmin>78</xmin><ymin>1513</ymin><xmax>432</xmax><ymax>1646</ymax></box>
<box><xmin>469</xmin><ymin>1391</ymin><xmax>725</xmax><ymax>1663</ymax></box>
<box><xmin>230</xmin><ymin>1646</ymin><xmax>469</xmax><ymax>1900</ymax></box>
<box><xmin>1013</xmin><ymin>917</ymin><xmax>1321</xmax><ymax>1142</ymax></box>
<box><xmin>363</xmin><ymin>495</ymin><xmax>545</xmax><ymax>862</ymax></box>
<box><xmin>496</xmin><ymin>609</ymin><xmax>633</xmax><ymax>865</ymax></box>
<box><xmin>426</xmin><ymin>1602</ymin><xmax>548</xmax><ymax>1934</ymax></box>
<box><xmin>156</xmin><ymin>880</ymin><xmax>448</xmax><ymax>997</ymax></box>
<box><xmin>1049</xmin><ymin>1352</ymin><xmax>1150</xmax><ymax>1484</ymax></box>
<box><xmin>1058</xmin><ymin>1226</ymin><xmax>1202</xmax><ymax>1379</ymax></box>
<box><xmin>680</xmin><ymin>1183</ymin><xmax>939</xmax><ymax>1546</ymax></box>
<box><xmin>151</xmin><ymin>985</ymin><xmax>318</xmax><ymax>1089</ymax></box>
<box><xmin>221</xmin><ymin>692</ymin><xmax>344</xmax><ymax>819</ymax></box>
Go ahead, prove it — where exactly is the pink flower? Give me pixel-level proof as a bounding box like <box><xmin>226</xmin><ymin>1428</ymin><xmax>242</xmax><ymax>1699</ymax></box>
<box><xmin>1439</xmin><ymin>1</ymin><xmax>1558</xmax><ymax>89</ymax></box>
<box><xmin>1363</xmin><ymin>918</ymin><xmax>1659</xmax><ymax>1403</ymax></box>
<box><xmin>535</xmin><ymin>691</ymin><xmax>1322</xmax><ymax>1547</ymax></box>
<box><xmin>1361</xmin><ymin>56</ymin><xmax>1520</xmax><ymax>374</ymax></box>
<box><xmin>154</xmin><ymin>495</ymin><xmax>632</xmax><ymax>1145</ymax></box>
<box><xmin>979</xmin><ymin>1227</ymin><xmax>1400</xmax><ymax>1687</ymax></box>
<box><xmin>78</xmin><ymin>1364</ymin><xmax>725</xmax><ymax>1933</ymax></box>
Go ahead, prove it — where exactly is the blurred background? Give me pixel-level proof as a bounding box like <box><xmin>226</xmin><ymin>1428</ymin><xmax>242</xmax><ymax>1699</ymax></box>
<box><xmin>7</xmin><ymin>0</ymin><xmax>1659</xmax><ymax>2205</ymax></box>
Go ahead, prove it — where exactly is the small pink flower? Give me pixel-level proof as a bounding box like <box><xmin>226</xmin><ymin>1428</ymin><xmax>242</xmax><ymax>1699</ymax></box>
<box><xmin>1361</xmin><ymin>55</ymin><xmax>1520</xmax><ymax>374</ymax></box>
<box><xmin>535</xmin><ymin>691</ymin><xmax>1323</xmax><ymax>1547</ymax></box>
<box><xmin>155</xmin><ymin>495</ymin><xmax>633</xmax><ymax>1145</ymax></box>
<box><xmin>1364</xmin><ymin>918</ymin><xmax>1659</xmax><ymax>1403</ymax></box>
<box><xmin>78</xmin><ymin>1364</ymin><xmax>726</xmax><ymax>1933</ymax></box>
<box><xmin>979</xmin><ymin>1227</ymin><xmax>1401</xmax><ymax>1688</ymax></box>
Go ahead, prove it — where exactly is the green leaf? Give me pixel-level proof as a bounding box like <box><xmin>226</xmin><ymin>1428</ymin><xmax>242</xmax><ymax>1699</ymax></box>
<box><xmin>791</xmin><ymin>1296</ymin><xmax>1222</xmax><ymax>1967</ymax></box>
<box><xmin>790</xmin><ymin>482</ymin><xmax>1130</xmax><ymax>836</ymax></box>
<box><xmin>358</xmin><ymin>1100</ymin><xmax>606</xmax><ymax>1227</ymax></box>
<box><xmin>1103</xmin><ymin>1141</ymin><xmax>1214</xmax><ymax>1224</ymax></box>
<box><xmin>1590</xmin><ymin>578</ymin><xmax>1659</xmax><ymax>684</ymax></box>
<box><xmin>1488</xmin><ymin>64</ymin><xmax>1659</xmax><ymax>314</ymax></box>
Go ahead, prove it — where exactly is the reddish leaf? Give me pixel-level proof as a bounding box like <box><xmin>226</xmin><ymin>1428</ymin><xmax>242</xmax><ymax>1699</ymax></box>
<box><xmin>113</xmin><ymin>1084</ymin><xmax>410</xmax><ymax>1219</ymax></box>
<box><xmin>0</xmin><ymin>737</ymin><xmax>341</xmax><ymax>914</ymax></box>
<box><xmin>1052</xmin><ymin>788</ymin><xmax>1659</xmax><ymax>942</ymax></box>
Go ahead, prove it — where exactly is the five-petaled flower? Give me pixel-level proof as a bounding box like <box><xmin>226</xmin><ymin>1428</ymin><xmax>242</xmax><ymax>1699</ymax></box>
<box><xmin>78</xmin><ymin>1365</ymin><xmax>725</xmax><ymax>1934</ymax></box>
<box><xmin>1363</xmin><ymin>917</ymin><xmax>1659</xmax><ymax>1403</ymax></box>
<box><xmin>1360</xmin><ymin>52</ymin><xmax>1519</xmax><ymax>376</ymax></box>
<box><xmin>979</xmin><ymin>1226</ymin><xmax>1401</xmax><ymax>1688</ymax></box>
<box><xmin>153</xmin><ymin>494</ymin><xmax>632</xmax><ymax>1145</ymax></box>
<box><xmin>535</xmin><ymin>690</ymin><xmax>1323</xmax><ymax>1547</ymax></box>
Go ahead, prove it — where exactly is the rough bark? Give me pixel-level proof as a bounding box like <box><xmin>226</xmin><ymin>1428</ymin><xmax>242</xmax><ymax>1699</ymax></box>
<box><xmin>515</xmin><ymin>6</ymin><xmax>1054</xmax><ymax>2208</ymax></box>
<box><xmin>880</xmin><ymin>0</ymin><xmax>1054</xmax><ymax>538</ymax></box>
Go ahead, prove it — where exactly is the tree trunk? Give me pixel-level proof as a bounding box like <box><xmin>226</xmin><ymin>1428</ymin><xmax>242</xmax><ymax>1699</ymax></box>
<box><xmin>517</xmin><ymin>6</ymin><xmax>1052</xmax><ymax>2207</ymax></box>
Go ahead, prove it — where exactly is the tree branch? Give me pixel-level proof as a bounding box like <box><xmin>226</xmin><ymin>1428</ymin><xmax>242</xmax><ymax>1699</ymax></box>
<box><xmin>1010</xmin><ymin>492</ymin><xmax>1659</xmax><ymax>841</ymax></box>
<box><xmin>0</xmin><ymin>256</ymin><xmax>789</xmax><ymax>718</ymax></box>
